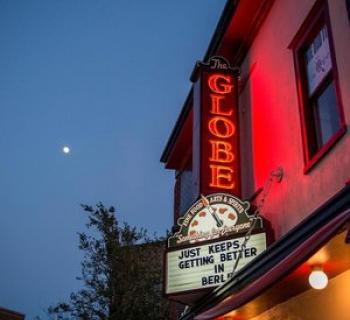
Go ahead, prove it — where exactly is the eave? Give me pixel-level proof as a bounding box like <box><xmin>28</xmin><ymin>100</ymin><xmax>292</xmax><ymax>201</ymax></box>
<box><xmin>160</xmin><ymin>90</ymin><xmax>193</xmax><ymax>170</ymax></box>
<box><xmin>160</xmin><ymin>0</ymin><xmax>275</xmax><ymax>169</ymax></box>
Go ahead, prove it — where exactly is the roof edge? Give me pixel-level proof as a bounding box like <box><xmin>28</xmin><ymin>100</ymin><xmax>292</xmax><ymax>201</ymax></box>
<box><xmin>0</xmin><ymin>307</ymin><xmax>25</xmax><ymax>319</ymax></box>
<box><xmin>203</xmin><ymin>0</ymin><xmax>239</xmax><ymax>61</ymax></box>
<box><xmin>160</xmin><ymin>0</ymin><xmax>238</xmax><ymax>165</ymax></box>
<box><xmin>160</xmin><ymin>88</ymin><xmax>193</xmax><ymax>163</ymax></box>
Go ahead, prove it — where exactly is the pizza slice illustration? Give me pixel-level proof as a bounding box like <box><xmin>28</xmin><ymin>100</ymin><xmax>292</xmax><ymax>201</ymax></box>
<box><xmin>187</xmin><ymin>204</ymin><xmax>238</xmax><ymax>241</ymax></box>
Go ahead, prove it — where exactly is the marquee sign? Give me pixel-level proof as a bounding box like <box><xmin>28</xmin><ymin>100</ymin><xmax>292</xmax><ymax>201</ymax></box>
<box><xmin>165</xmin><ymin>193</ymin><xmax>266</xmax><ymax>296</ymax></box>
<box><xmin>192</xmin><ymin>57</ymin><xmax>241</xmax><ymax>198</ymax></box>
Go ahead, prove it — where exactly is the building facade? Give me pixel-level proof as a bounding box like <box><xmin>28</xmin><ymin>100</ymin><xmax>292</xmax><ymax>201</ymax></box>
<box><xmin>161</xmin><ymin>0</ymin><xmax>350</xmax><ymax>319</ymax></box>
<box><xmin>0</xmin><ymin>307</ymin><xmax>25</xmax><ymax>320</ymax></box>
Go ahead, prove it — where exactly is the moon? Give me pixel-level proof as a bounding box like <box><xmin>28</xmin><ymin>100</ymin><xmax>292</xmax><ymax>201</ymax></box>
<box><xmin>62</xmin><ymin>146</ymin><xmax>71</xmax><ymax>154</ymax></box>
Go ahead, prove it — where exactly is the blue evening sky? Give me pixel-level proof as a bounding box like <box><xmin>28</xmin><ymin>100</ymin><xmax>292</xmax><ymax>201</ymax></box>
<box><xmin>0</xmin><ymin>0</ymin><xmax>225</xmax><ymax>318</ymax></box>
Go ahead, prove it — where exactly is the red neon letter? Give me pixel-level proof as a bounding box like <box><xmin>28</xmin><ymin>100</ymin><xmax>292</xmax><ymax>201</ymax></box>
<box><xmin>210</xmin><ymin>94</ymin><xmax>233</xmax><ymax>116</ymax></box>
<box><xmin>209</xmin><ymin>164</ymin><xmax>235</xmax><ymax>189</ymax></box>
<box><xmin>208</xmin><ymin>116</ymin><xmax>235</xmax><ymax>138</ymax></box>
<box><xmin>208</xmin><ymin>74</ymin><xmax>233</xmax><ymax>94</ymax></box>
<box><xmin>209</xmin><ymin>140</ymin><xmax>235</xmax><ymax>163</ymax></box>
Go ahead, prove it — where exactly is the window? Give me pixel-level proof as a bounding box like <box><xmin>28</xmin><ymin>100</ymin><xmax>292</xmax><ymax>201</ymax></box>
<box><xmin>177</xmin><ymin>168</ymin><xmax>196</xmax><ymax>216</ymax></box>
<box><xmin>290</xmin><ymin>0</ymin><xmax>346</xmax><ymax>172</ymax></box>
<box><xmin>173</xmin><ymin>158</ymin><xmax>197</xmax><ymax>223</ymax></box>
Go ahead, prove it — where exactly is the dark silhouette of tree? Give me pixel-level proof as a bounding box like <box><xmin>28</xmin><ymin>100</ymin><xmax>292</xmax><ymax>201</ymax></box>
<box><xmin>49</xmin><ymin>203</ymin><xmax>169</xmax><ymax>320</ymax></box>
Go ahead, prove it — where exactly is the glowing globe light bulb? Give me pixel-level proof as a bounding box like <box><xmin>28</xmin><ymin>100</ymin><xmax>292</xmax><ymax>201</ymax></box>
<box><xmin>62</xmin><ymin>146</ymin><xmax>71</xmax><ymax>154</ymax></box>
<box><xmin>308</xmin><ymin>269</ymin><xmax>328</xmax><ymax>290</ymax></box>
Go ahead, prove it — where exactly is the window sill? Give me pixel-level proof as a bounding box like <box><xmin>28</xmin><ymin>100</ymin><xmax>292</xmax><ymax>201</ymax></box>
<box><xmin>303</xmin><ymin>125</ymin><xmax>347</xmax><ymax>174</ymax></box>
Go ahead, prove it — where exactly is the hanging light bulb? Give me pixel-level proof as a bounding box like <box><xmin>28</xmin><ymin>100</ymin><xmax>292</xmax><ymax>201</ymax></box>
<box><xmin>308</xmin><ymin>267</ymin><xmax>328</xmax><ymax>290</ymax></box>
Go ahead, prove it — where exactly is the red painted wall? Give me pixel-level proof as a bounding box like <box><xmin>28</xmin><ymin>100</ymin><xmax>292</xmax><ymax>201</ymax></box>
<box><xmin>239</xmin><ymin>0</ymin><xmax>350</xmax><ymax>239</ymax></box>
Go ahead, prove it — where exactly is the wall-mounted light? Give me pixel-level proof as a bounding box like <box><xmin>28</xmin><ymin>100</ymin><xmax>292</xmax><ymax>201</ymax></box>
<box><xmin>308</xmin><ymin>267</ymin><xmax>328</xmax><ymax>290</ymax></box>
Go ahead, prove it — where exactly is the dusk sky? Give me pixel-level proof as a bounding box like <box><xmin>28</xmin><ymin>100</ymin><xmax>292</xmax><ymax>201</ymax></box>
<box><xmin>0</xmin><ymin>0</ymin><xmax>226</xmax><ymax>318</ymax></box>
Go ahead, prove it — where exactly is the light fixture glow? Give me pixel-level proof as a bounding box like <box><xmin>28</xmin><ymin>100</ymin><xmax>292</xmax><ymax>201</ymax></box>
<box><xmin>308</xmin><ymin>268</ymin><xmax>328</xmax><ymax>290</ymax></box>
<box><xmin>62</xmin><ymin>146</ymin><xmax>70</xmax><ymax>154</ymax></box>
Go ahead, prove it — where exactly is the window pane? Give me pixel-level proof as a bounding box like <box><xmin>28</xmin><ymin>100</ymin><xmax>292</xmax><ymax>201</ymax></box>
<box><xmin>179</xmin><ymin>169</ymin><xmax>195</xmax><ymax>216</ymax></box>
<box><xmin>315</xmin><ymin>81</ymin><xmax>340</xmax><ymax>145</ymax></box>
<box><xmin>304</xmin><ymin>26</ymin><xmax>332</xmax><ymax>95</ymax></box>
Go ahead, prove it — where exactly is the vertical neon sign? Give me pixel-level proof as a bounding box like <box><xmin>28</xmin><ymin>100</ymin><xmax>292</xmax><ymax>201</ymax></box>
<box><xmin>192</xmin><ymin>57</ymin><xmax>240</xmax><ymax>197</ymax></box>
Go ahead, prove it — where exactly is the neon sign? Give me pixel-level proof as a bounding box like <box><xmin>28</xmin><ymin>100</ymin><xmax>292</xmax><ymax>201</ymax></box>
<box><xmin>192</xmin><ymin>57</ymin><xmax>240</xmax><ymax>197</ymax></box>
<box><xmin>208</xmin><ymin>74</ymin><xmax>236</xmax><ymax>190</ymax></box>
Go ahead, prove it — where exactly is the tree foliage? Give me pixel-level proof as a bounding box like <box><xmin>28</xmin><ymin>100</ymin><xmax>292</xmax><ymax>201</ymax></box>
<box><xmin>49</xmin><ymin>203</ymin><xmax>169</xmax><ymax>320</ymax></box>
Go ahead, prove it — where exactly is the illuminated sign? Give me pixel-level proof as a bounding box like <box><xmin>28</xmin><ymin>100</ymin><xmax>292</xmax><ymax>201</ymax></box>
<box><xmin>168</xmin><ymin>193</ymin><xmax>262</xmax><ymax>247</ymax></box>
<box><xmin>165</xmin><ymin>193</ymin><xmax>266</xmax><ymax>295</ymax></box>
<box><xmin>192</xmin><ymin>57</ymin><xmax>240</xmax><ymax>197</ymax></box>
<box><xmin>166</xmin><ymin>233</ymin><xmax>266</xmax><ymax>294</ymax></box>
